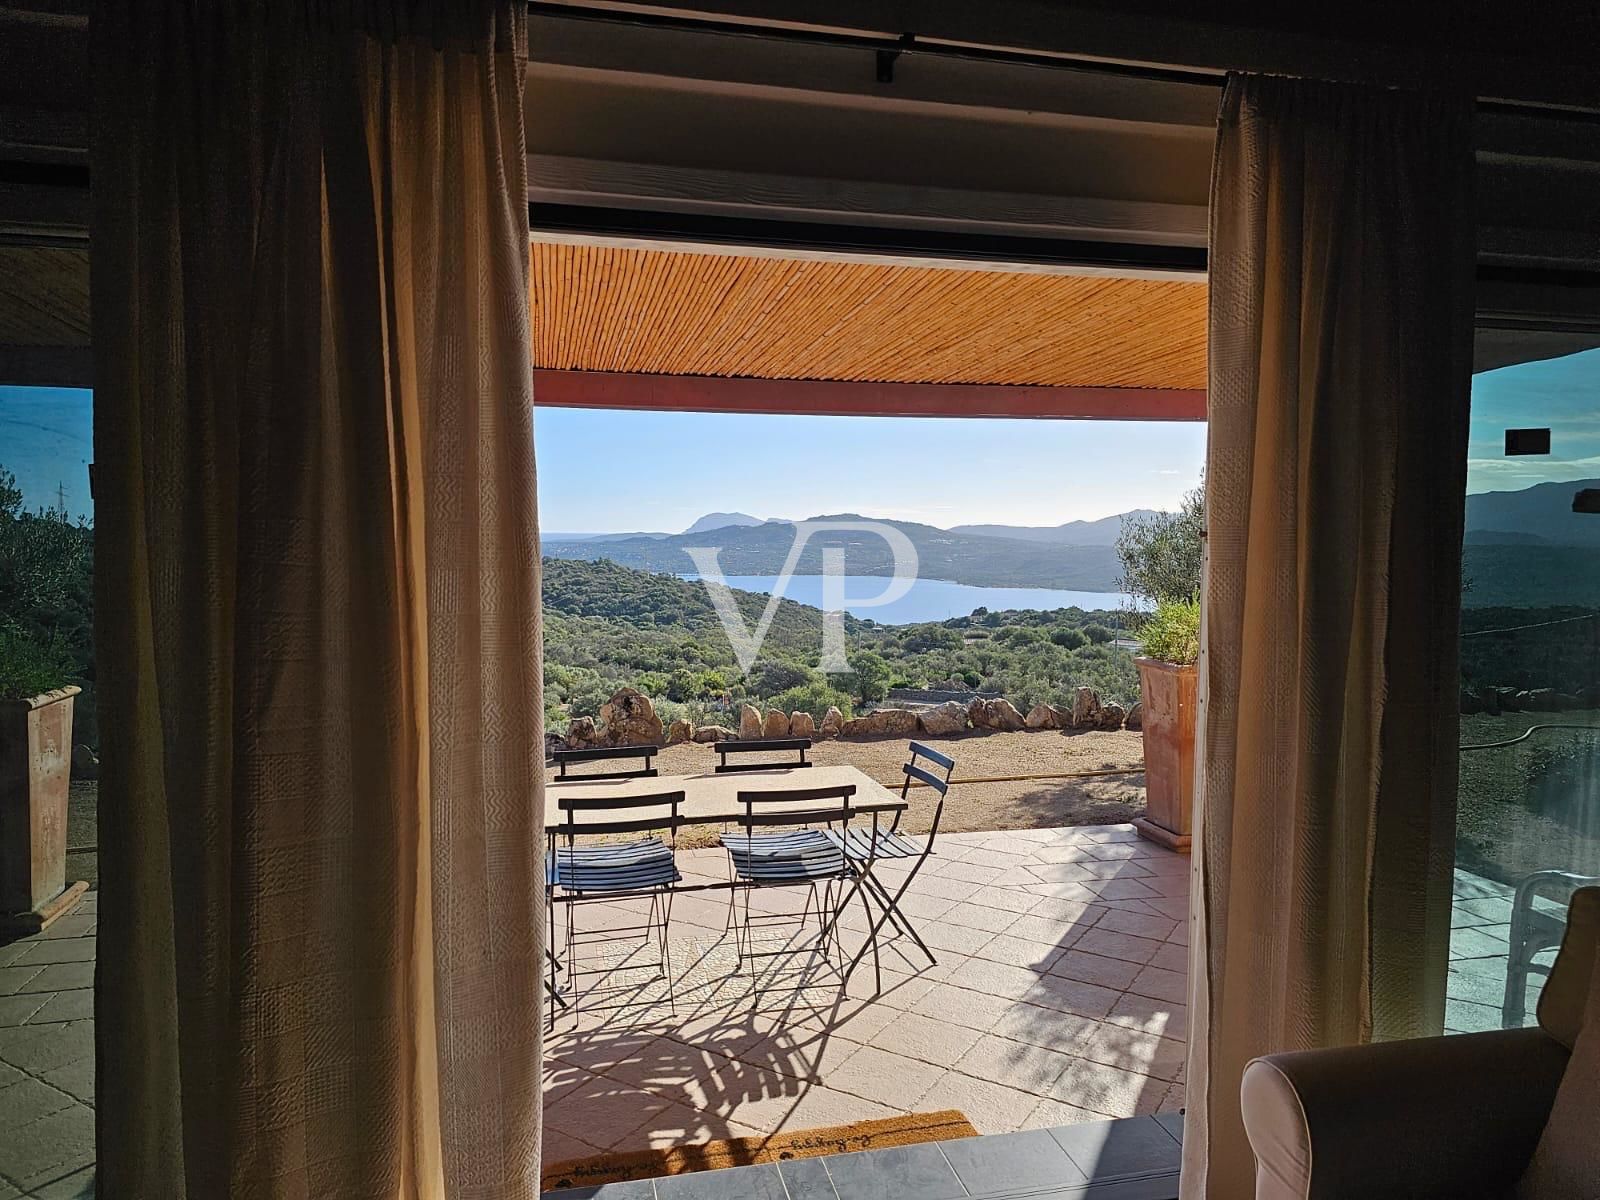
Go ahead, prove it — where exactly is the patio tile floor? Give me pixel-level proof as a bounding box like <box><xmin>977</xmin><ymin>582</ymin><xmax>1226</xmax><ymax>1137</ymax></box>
<box><xmin>543</xmin><ymin>829</ymin><xmax>1190</xmax><ymax>1167</ymax></box>
<box><xmin>0</xmin><ymin>832</ymin><xmax>1562</xmax><ymax>1198</ymax></box>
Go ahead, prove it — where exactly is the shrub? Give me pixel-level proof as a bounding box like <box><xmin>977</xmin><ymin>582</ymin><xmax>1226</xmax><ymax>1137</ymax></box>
<box><xmin>748</xmin><ymin>659</ymin><xmax>821</xmax><ymax>698</ymax></box>
<box><xmin>766</xmin><ymin>681</ymin><xmax>854</xmax><ymax>722</ymax></box>
<box><xmin>0</xmin><ymin>623</ymin><xmax>76</xmax><ymax>701</ymax></box>
<box><xmin>1049</xmin><ymin>627</ymin><xmax>1087</xmax><ymax>649</ymax></box>
<box><xmin>1139</xmin><ymin>599</ymin><xmax>1200</xmax><ymax>666</ymax></box>
<box><xmin>1082</xmin><ymin>623</ymin><xmax>1115</xmax><ymax>645</ymax></box>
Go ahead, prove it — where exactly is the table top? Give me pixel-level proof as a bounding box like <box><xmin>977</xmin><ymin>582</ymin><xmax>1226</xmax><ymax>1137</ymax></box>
<box><xmin>544</xmin><ymin>763</ymin><xmax>904</xmax><ymax>830</ymax></box>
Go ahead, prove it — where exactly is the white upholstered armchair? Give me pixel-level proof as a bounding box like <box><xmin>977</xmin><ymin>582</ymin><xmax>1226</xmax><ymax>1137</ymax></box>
<box><xmin>1241</xmin><ymin>887</ymin><xmax>1600</xmax><ymax>1199</ymax></box>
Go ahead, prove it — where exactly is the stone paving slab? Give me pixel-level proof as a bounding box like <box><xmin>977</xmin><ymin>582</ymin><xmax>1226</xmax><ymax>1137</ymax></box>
<box><xmin>543</xmin><ymin>829</ymin><xmax>1191</xmax><ymax>1166</ymax></box>
<box><xmin>0</xmin><ymin>892</ymin><xmax>96</xmax><ymax>1199</ymax></box>
<box><xmin>0</xmin><ymin>845</ymin><xmax>1568</xmax><ymax>1196</ymax></box>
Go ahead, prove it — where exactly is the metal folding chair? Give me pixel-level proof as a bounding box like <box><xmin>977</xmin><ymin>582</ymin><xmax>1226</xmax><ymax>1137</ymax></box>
<box><xmin>546</xmin><ymin>790</ymin><xmax>684</xmax><ymax>1024</ymax></box>
<box><xmin>1503</xmin><ymin>868</ymin><xmax>1600</xmax><ymax>1027</ymax></box>
<box><xmin>715</xmin><ymin>737</ymin><xmax>812</xmax><ymax>772</ymax></box>
<box><xmin>830</xmin><ymin>741</ymin><xmax>954</xmax><ymax>983</ymax></box>
<box><xmin>719</xmin><ymin>783</ymin><xmax>884</xmax><ymax>993</ymax></box>
<box><xmin>551</xmin><ymin>743</ymin><xmax>659</xmax><ymax>781</ymax></box>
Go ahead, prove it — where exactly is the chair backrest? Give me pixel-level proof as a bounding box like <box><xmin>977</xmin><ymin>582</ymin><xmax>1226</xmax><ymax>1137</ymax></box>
<box><xmin>715</xmin><ymin>737</ymin><xmax>812</xmax><ymax>773</ymax></box>
<box><xmin>900</xmin><ymin>741</ymin><xmax>956</xmax><ymax>835</ymax></box>
<box><xmin>553</xmin><ymin>791</ymin><xmax>685</xmax><ymax>844</ymax></box>
<box><xmin>735</xmin><ymin>783</ymin><xmax>855</xmax><ymax>834</ymax></box>
<box><xmin>552</xmin><ymin>743</ymin><xmax>658</xmax><ymax>781</ymax></box>
<box><xmin>1539</xmin><ymin>885</ymin><xmax>1600</xmax><ymax>1050</ymax></box>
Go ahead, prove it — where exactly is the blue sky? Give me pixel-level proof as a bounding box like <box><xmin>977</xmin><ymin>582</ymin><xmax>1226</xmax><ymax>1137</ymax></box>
<box><xmin>535</xmin><ymin>409</ymin><xmax>1207</xmax><ymax>532</ymax></box>
<box><xmin>1466</xmin><ymin>346</ymin><xmax>1600</xmax><ymax>494</ymax></box>
<box><xmin>4</xmin><ymin>343</ymin><xmax>1595</xmax><ymax>530</ymax></box>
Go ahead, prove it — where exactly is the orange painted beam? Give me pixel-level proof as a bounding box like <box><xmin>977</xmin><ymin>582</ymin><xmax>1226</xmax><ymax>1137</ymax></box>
<box><xmin>531</xmin><ymin>370</ymin><xmax>1206</xmax><ymax>421</ymax></box>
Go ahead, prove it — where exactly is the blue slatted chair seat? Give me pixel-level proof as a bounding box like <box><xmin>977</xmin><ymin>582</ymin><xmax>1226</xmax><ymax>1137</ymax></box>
<box><xmin>549</xmin><ymin>837</ymin><xmax>681</xmax><ymax>893</ymax></box>
<box><xmin>823</xmin><ymin>827</ymin><xmax>924</xmax><ymax>860</ymax></box>
<box><xmin>721</xmin><ymin>830</ymin><xmax>845</xmax><ymax>883</ymax></box>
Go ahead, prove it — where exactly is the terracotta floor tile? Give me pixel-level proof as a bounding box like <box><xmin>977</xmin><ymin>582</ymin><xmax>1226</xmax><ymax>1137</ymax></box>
<box><xmin>1072</xmin><ymin>928</ymin><xmax>1163</xmax><ymax>965</ymax></box>
<box><xmin>1048</xmin><ymin>1057</ymin><xmax>1167</xmax><ymax>1119</ymax></box>
<box><xmin>916</xmin><ymin>1071</ymin><xmax>1043</xmax><ymax>1135</ymax></box>
<box><xmin>867</xmin><ymin>1010</ymin><xmax>985</xmax><ymax>1065</ymax></box>
<box><xmin>822</xmin><ymin>1044</ymin><xmax>943</xmax><ymax>1109</ymax></box>
<box><xmin>1105</xmin><ymin>993</ymin><xmax>1188</xmax><ymax>1040</ymax></box>
<box><xmin>1020</xmin><ymin>1097</ymin><xmax>1102</xmax><ymax>1130</ymax></box>
<box><xmin>1129</xmin><ymin>964</ymin><xmax>1189</xmax><ymax>1005</ymax></box>
<box><xmin>1045</xmin><ymin>949</ymin><xmax>1143</xmax><ymax>991</ymax></box>
<box><xmin>954</xmin><ymin>1033</ymin><xmax>1075</xmax><ymax>1095</ymax></box>
<box><xmin>941</xmin><ymin>902</ymin><xmax>1023</xmax><ymax>934</ymax></box>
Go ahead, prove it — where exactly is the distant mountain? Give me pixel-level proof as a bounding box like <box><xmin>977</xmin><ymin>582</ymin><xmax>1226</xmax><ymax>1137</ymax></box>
<box><xmin>545</xmin><ymin>513</ymin><xmax>1125</xmax><ymax>590</ymax></box>
<box><xmin>683</xmin><ymin>511</ymin><xmax>765</xmax><ymax>535</ymax></box>
<box><xmin>1465</xmin><ymin>479</ymin><xmax>1600</xmax><ymax>546</ymax></box>
<box><xmin>950</xmin><ymin>509</ymin><xmax>1160</xmax><ymax>546</ymax></box>
<box><xmin>543</xmin><ymin>531</ymin><xmax>670</xmax><ymax>543</ymax></box>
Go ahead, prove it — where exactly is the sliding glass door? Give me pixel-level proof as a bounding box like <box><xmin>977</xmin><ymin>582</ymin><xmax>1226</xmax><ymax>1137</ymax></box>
<box><xmin>1450</xmin><ymin>340</ymin><xmax>1600</xmax><ymax>1033</ymax></box>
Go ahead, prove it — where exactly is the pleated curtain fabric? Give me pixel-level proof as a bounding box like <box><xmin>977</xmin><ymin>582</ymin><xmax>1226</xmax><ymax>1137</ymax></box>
<box><xmin>91</xmin><ymin>5</ymin><xmax>544</xmax><ymax>1197</ymax></box>
<box><xmin>1183</xmin><ymin>77</ymin><xmax>1474</xmax><ymax>1197</ymax></box>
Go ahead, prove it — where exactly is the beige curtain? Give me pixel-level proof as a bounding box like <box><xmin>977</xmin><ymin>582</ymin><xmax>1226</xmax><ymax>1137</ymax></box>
<box><xmin>91</xmin><ymin>5</ymin><xmax>543</xmax><ymax>1197</ymax></box>
<box><xmin>1183</xmin><ymin>76</ymin><xmax>1474</xmax><ymax>1197</ymax></box>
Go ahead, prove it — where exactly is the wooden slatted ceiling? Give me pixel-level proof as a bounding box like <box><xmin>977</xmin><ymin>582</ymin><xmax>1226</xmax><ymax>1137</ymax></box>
<box><xmin>0</xmin><ymin>247</ymin><xmax>90</xmax><ymax>345</ymax></box>
<box><xmin>530</xmin><ymin>242</ymin><xmax>1206</xmax><ymax>390</ymax></box>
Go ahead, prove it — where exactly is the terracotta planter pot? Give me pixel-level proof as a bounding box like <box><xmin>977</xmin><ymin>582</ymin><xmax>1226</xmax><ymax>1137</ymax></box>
<box><xmin>1133</xmin><ymin>658</ymin><xmax>1196</xmax><ymax>852</ymax></box>
<box><xmin>1</xmin><ymin>686</ymin><xmax>88</xmax><ymax>933</ymax></box>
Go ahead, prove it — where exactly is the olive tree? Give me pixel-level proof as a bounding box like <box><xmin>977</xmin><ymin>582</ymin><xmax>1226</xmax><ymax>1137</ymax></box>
<box><xmin>1115</xmin><ymin>483</ymin><xmax>1203</xmax><ymax>606</ymax></box>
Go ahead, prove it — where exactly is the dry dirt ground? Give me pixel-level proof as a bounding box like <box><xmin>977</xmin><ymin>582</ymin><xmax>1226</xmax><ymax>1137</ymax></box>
<box><xmin>554</xmin><ymin>730</ymin><xmax>1148</xmax><ymax>847</ymax></box>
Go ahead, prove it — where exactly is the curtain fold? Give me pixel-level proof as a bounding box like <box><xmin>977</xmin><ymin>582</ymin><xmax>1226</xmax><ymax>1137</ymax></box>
<box><xmin>1183</xmin><ymin>76</ymin><xmax>1474</xmax><ymax>1197</ymax></box>
<box><xmin>92</xmin><ymin>5</ymin><xmax>543</xmax><ymax>1197</ymax></box>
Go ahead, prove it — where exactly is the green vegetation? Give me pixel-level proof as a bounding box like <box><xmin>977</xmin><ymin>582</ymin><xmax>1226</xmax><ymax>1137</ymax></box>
<box><xmin>1138</xmin><ymin>598</ymin><xmax>1200</xmax><ymax>666</ymax></box>
<box><xmin>1115</xmin><ymin>483</ymin><xmax>1203</xmax><ymax>606</ymax></box>
<box><xmin>541</xmin><ymin>557</ymin><xmax>1138</xmax><ymax>732</ymax></box>
<box><xmin>0</xmin><ymin>468</ymin><xmax>94</xmax><ymax>720</ymax></box>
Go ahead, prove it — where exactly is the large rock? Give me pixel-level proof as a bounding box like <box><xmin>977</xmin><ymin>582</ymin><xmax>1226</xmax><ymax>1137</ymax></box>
<box><xmin>971</xmin><ymin>697</ymin><xmax>1025</xmax><ymax>732</ymax></box>
<box><xmin>841</xmin><ymin>708</ymin><xmax>921</xmax><ymax>738</ymax></box>
<box><xmin>666</xmin><ymin>718</ymin><xmax>694</xmax><ymax>745</ymax></box>
<box><xmin>1024</xmin><ymin>702</ymin><xmax>1058</xmax><ymax>730</ymax></box>
<box><xmin>818</xmin><ymin>707</ymin><xmax>844</xmax><ymax>738</ymax></box>
<box><xmin>1049</xmin><ymin>705</ymin><xmax>1075</xmax><ymax>729</ymax></box>
<box><xmin>599</xmin><ymin>686</ymin><xmax>664</xmax><ymax>746</ymax></box>
<box><xmin>763</xmin><ymin>708</ymin><xmax>792</xmax><ymax>738</ymax></box>
<box><xmin>693</xmin><ymin>724</ymin><xmax>733</xmax><ymax>743</ymax></box>
<box><xmin>1096</xmin><ymin>702</ymin><xmax>1127</xmax><ymax>731</ymax></box>
<box><xmin>791</xmin><ymin>711</ymin><xmax>816</xmax><ymax>738</ymax></box>
<box><xmin>1071</xmin><ymin>686</ymin><xmax>1102</xmax><ymax>728</ymax></box>
<box><xmin>565</xmin><ymin>716</ymin><xmax>599</xmax><ymax>749</ymax></box>
<box><xmin>1123</xmin><ymin>701</ymin><xmax>1143</xmax><ymax>731</ymax></box>
<box><xmin>919</xmin><ymin>700</ymin><xmax>968</xmax><ymax>736</ymax></box>
<box><xmin>739</xmin><ymin>704</ymin><xmax>763</xmax><ymax>738</ymax></box>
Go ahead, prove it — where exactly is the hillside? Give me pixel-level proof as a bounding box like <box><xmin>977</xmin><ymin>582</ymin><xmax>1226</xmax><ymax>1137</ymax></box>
<box><xmin>950</xmin><ymin>510</ymin><xmax>1158</xmax><ymax>546</ymax></box>
<box><xmin>1465</xmin><ymin>478</ymin><xmax>1600</xmax><ymax>546</ymax></box>
<box><xmin>1464</xmin><ymin>543</ymin><xmax>1600</xmax><ymax>608</ymax></box>
<box><xmin>682</xmin><ymin>511</ymin><xmax>766</xmax><ymax>534</ymax></box>
<box><xmin>544</xmin><ymin>513</ymin><xmax>1125</xmax><ymax>590</ymax></box>
<box><xmin>540</xmin><ymin>557</ymin><xmax>1137</xmax><ymax>732</ymax></box>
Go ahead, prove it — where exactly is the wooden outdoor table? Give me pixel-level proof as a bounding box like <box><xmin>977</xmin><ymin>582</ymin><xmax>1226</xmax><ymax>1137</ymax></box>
<box><xmin>544</xmin><ymin>763</ymin><xmax>905</xmax><ymax>831</ymax></box>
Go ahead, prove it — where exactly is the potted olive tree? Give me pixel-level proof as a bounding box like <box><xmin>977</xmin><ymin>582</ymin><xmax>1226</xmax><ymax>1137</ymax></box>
<box><xmin>0</xmin><ymin>469</ymin><xmax>90</xmax><ymax>933</ymax></box>
<box><xmin>1132</xmin><ymin>601</ymin><xmax>1199</xmax><ymax>850</ymax></box>
<box><xmin>1116</xmin><ymin>486</ymin><xmax>1202</xmax><ymax>852</ymax></box>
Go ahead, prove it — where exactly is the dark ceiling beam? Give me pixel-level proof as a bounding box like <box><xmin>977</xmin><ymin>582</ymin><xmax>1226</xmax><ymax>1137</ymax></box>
<box><xmin>532</xmin><ymin>369</ymin><xmax>1208</xmax><ymax>421</ymax></box>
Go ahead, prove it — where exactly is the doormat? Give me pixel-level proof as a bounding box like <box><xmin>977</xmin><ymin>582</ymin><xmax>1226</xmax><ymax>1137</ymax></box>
<box><xmin>541</xmin><ymin>1109</ymin><xmax>978</xmax><ymax>1192</ymax></box>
